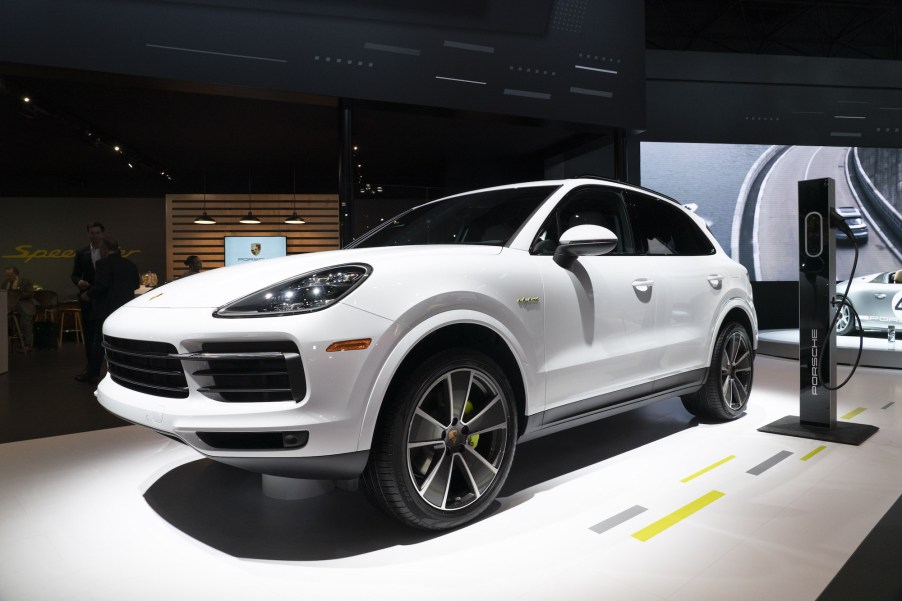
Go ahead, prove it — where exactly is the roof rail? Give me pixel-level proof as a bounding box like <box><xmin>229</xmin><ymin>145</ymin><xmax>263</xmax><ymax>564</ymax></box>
<box><xmin>575</xmin><ymin>174</ymin><xmax>620</xmax><ymax>183</ymax></box>
<box><xmin>571</xmin><ymin>175</ymin><xmax>683</xmax><ymax>207</ymax></box>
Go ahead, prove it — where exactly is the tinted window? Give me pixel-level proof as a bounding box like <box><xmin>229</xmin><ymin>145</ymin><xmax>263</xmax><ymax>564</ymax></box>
<box><xmin>531</xmin><ymin>186</ymin><xmax>634</xmax><ymax>255</ymax></box>
<box><xmin>625</xmin><ymin>192</ymin><xmax>715</xmax><ymax>256</ymax></box>
<box><xmin>351</xmin><ymin>185</ymin><xmax>559</xmax><ymax>248</ymax></box>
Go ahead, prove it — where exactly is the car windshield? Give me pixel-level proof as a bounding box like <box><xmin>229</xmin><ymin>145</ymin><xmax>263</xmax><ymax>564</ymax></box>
<box><xmin>349</xmin><ymin>185</ymin><xmax>560</xmax><ymax>248</ymax></box>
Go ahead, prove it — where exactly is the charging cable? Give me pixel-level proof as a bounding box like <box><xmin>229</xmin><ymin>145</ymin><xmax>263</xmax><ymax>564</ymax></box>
<box><xmin>817</xmin><ymin>209</ymin><xmax>864</xmax><ymax>390</ymax></box>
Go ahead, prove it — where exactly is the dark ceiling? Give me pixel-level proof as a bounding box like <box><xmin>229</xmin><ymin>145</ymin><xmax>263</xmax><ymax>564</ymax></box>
<box><xmin>0</xmin><ymin>65</ymin><xmax>596</xmax><ymax>198</ymax></box>
<box><xmin>647</xmin><ymin>0</ymin><xmax>902</xmax><ymax>59</ymax></box>
<box><xmin>2</xmin><ymin>0</ymin><xmax>900</xmax><ymax>198</ymax></box>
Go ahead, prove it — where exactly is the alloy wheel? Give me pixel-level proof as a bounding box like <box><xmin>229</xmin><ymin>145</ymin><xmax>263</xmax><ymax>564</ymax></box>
<box><xmin>720</xmin><ymin>330</ymin><xmax>752</xmax><ymax>411</ymax></box>
<box><xmin>405</xmin><ymin>367</ymin><xmax>510</xmax><ymax>512</ymax></box>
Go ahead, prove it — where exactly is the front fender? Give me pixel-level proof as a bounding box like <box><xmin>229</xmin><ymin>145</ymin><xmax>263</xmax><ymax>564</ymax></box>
<box><xmin>354</xmin><ymin>308</ymin><xmax>542</xmax><ymax>452</ymax></box>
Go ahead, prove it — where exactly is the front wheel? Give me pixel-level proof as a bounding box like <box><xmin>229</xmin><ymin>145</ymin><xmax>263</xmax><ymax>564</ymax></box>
<box><xmin>682</xmin><ymin>322</ymin><xmax>753</xmax><ymax>421</ymax></box>
<box><xmin>361</xmin><ymin>349</ymin><xmax>517</xmax><ymax>530</ymax></box>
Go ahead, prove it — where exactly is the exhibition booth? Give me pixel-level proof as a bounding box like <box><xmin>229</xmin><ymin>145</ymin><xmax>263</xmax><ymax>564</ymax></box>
<box><xmin>3</xmin><ymin>1</ymin><xmax>902</xmax><ymax>600</ymax></box>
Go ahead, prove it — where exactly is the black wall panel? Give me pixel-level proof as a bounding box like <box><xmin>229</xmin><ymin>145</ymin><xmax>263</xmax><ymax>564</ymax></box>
<box><xmin>0</xmin><ymin>0</ymin><xmax>645</xmax><ymax>128</ymax></box>
<box><xmin>645</xmin><ymin>50</ymin><xmax>902</xmax><ymax>148</ymax></box>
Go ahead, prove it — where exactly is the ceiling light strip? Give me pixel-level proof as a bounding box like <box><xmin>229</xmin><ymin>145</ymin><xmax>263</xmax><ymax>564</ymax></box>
<box><xmin>435</xmin><ymin>76</ymin><xmax>486</xmax><ymax>85</ymax></box>
<box><xmin>569</xmin><ymin>86</ymin><xmax>612</xmax><ymax>98</ymax></box>
<box><xmin>575</xmin><ymin>64</ymin><xmax>618</xmax><ymax>75</ymax></box>
<box><xmin>503</xmin><ymin>88</ymin><xmax>551</xmax><ymax>100</ymax></box>
<box><xmin>444</xmin><ymin>40</ymin><xmax>495</xmax><ymax>53</ymax></box>
<box><xmin>364</xmin><ymin>42</ymin><xmax>421</xmax><ymax>56</ymax></box>
<box><xmin>145</xmin><ymin>44</ymin><xmax>287</xmax><ymax>63</ymax></box>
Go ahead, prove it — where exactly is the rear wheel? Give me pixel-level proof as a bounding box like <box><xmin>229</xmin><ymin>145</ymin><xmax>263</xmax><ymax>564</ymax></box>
<box><xmin>834</xmin><ymin>295</ymin><xmax>856</xmax><ymax>336</ymax></box>
<box><xmin>682</xmin><ymin>322</ymin><xmax>753</xmax><ymax>421</ymax></box>
<box><xmin>361</xmin><ymin>349</ymin><xmax>517</xmax><ymax>530</ymax></box>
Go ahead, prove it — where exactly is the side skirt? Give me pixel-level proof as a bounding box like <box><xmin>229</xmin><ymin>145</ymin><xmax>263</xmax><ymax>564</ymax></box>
<box><xmin>519</xmin><ymin>368</ymin><xmax>706</xmax><ymax>443</ymax></box>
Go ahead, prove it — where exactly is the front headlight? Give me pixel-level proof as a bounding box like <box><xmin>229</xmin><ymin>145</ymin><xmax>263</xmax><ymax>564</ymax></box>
<box><xmin>214</xmin><ymin>264</ymin><xmax>371</xmax><ymax>317</ymax></box>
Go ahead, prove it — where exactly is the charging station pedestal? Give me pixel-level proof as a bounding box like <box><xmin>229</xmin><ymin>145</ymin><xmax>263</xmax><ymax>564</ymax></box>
<box><xmin>759</xmin><ymin>178</ymin><xmax>878</xmax><ymax>445</ymax></box>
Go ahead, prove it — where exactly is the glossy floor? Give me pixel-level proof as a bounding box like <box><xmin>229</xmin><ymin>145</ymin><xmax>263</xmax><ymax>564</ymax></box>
<box><xmin>1</xmin><ymin>355</ymin><xmax>901</xmax><ymax>601</ymax></box>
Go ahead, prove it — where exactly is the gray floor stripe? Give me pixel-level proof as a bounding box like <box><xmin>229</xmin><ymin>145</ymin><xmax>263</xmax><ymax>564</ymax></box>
<box><xmin>590</xmin><ymin>505</ymin><xmax>647</xmax><ymax>534</ymax></box>
<box><xmin>882</xmin><ymin>402</ymin><xmax>895</xmax><ymax>409</ymax></box>
<box><xmin>747</xmin><ymin>450</ymin><xmax>794</xmax><ymax>475</ymax></box>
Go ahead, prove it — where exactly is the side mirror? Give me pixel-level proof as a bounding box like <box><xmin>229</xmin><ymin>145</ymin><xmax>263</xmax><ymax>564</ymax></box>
<box><xmin>553</xmin><ymin>224</ymin><xmax>618</xmax><ymax>268</ymax></box>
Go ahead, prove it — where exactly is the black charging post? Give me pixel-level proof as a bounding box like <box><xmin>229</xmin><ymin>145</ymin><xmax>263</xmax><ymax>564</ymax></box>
<box><xmin>759</xmin><ymin>178</ymin><xmax>878</xmax><ymax>445</ymax></box>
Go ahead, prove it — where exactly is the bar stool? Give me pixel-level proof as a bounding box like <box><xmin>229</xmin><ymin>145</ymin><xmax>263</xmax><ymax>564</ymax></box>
<box><xmin>58</xmin><ymin>301</ymin><xmax>84</xmax><ymax>345</ymax></box>
<box><xmin>6</xmin><ymin>289</ymin><xmax>26</xmax><ymax>353</ymax></box>
<box><xmin>34</xmin><ymin>290</ymin><xmax>59</xmax><ymax>323</ymax></box>
<box><xmin>7</xmin><ymin>312</ymin><xmax>25</xmax><ymax>353</ymax></box>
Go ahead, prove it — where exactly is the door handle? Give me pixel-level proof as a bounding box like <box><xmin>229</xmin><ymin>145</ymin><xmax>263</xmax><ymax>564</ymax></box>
<box><xmin>632</xmin><ymin>279</ymin><xmax>654</xmax><ymax>292</ymax></box>
<box><xmin>707</xmin><ymin>274</ymin><xmax>724</xmax><ymax>290</ymax></box>
<box><xmin>875</xmin><ymin>293</ymin><xmax>887</xmax><ymax>299</ymax></box>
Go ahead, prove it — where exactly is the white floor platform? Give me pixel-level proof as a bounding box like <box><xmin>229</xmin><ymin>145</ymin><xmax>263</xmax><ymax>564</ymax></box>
<box><xmin>1</xmin><ymin>355</ymin><xmax>900</xmax><ymax>601</ymax></box>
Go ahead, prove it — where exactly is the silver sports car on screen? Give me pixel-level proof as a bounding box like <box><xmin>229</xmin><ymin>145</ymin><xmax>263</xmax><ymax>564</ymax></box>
<box><xmin>836</xmin><ymin>270</ymin><xmax>902</xmax><ymax>335</ymax></box>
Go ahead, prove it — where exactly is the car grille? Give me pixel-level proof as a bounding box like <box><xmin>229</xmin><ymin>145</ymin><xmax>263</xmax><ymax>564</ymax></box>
<box><xmin>103</xmin><ymin>337</ymin><xmax>306</xmax><ymax>402</ymax></box>
<box><xmin>104</xmin><ymin>336</ymin><xmax>189</xmax><ymax>398</ymax></box>
<box><xmin>193</xmin><ymin>341</ymin><xmax>305</xmax><ymax>402</ymax></box>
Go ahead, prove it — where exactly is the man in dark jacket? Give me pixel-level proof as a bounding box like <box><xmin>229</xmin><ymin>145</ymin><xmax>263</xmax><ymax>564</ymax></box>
<box><xmin>76</xmin><ymin>236</ymin><xmax>139</xmax><ymax>384</ymax></box>
<box><xmin>71</xmin><ymin>222</ymin><xmax>105</xmax><ymax>372</ymax></box>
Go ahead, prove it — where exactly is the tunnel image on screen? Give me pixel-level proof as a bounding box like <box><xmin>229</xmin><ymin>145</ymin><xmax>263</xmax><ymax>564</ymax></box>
<box><xmin>640</xmin><ymin>142</ymin><xmax>902</xmax><ymax>281</ymax></box>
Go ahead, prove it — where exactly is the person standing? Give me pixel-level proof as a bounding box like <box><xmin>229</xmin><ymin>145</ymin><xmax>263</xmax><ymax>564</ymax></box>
<box><xmin>76</xmin><ymin>237</ymin><xmax>139</xmax><ymax>384</ymax></box>
<box><xmin>3</xmin><ymin>266</ymin><xmax>36</xmax><ymax>351</ymax></box>
<box><xmin>71</xmin><ymin>222</ymin><xmax>105</xmax><ymax>372</ymax></box>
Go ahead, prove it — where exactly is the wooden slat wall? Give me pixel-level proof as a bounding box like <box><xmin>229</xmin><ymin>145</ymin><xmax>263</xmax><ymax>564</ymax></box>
<box><xmin>165</xmin><ymin>193</ymin><xmax>339</xmax><ymax>281</ymax></box>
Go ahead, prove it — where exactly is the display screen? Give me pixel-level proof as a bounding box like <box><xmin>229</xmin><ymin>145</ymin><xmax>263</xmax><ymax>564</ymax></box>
<box><xmin>640</xmin><ymin>142</ymin><xmax>901</xmax><ymax>281</ymax></box>
<box><xmin>224</xmin><ymin>236</ymin><xmax>287</xmax><ymax>266</ymax></box>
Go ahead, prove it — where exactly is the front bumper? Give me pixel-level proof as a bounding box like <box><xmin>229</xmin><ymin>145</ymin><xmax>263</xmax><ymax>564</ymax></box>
<box><xmin>96</xmin><ymin>303</ymin><xmax>395</xmax><ymax>478</ymax></box>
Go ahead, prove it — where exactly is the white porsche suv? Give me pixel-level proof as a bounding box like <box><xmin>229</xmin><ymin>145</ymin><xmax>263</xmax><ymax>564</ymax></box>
<box><xmin>97</xmin><ymin>178</ymin><xmax>757</xmax><ymax>530</ymax></box>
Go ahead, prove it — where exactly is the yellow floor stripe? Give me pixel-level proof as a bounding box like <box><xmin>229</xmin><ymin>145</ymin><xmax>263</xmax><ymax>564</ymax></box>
<box><xmin>801</xmin><ymin>445</ymin><xmax>826</xmax><ymax>461</ymax></box>
<box><xmin>841</xmin><ymin>407</ymin><xmax>866</xmax><ymax>420</ymax></box>
<box><xmin>632</xmin><ymin>490</ymin><xmax>725</xmax><ymax>542</ymax></box>
<box><xmin>680</xmin><ymin>455</ymin><xmax>736</xmax><ymax>483</ymax></box>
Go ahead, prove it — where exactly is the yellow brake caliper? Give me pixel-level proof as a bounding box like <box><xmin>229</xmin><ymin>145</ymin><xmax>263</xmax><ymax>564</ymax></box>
<box><xmin>464</xmin><ymin>400</ymin><xmax>480</xmax><ymax>448</ymax></box>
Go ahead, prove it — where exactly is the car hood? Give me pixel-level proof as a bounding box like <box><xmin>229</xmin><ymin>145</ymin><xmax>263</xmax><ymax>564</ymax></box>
<box><xmin>125</xmin><ymin>245</ymin><xmax>504</xmax><ymax>309</ymax></box>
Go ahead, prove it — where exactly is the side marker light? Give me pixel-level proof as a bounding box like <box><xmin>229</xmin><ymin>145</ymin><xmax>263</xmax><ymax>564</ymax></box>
<box><xmin>326</xmin><ymin>339</ymin><xmax>372</xmax><ymax>352</ymax></box>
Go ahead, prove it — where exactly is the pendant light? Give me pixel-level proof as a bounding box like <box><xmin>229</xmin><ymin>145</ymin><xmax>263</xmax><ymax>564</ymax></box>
<box><xmin>193</xmin><ymin>172</ymin><xmax>216</xmax><ymax>224</ymax></box>
<box><xmin>284</xmin><ymin>167</ymin><xmax>306</xmax><ymax>224</ymax></box>
<box><xmin>239</xmin><ymin>169</ymin><xmax>262</xmax><ymax>224</ymax></box>
<box><xmin>239</xmin><ymin>211</ymin><xmax>262</xmax><ymax>224</ymax></box>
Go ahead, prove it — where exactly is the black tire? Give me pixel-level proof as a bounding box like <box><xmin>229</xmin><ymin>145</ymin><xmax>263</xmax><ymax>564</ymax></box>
<box><xmin>834</xmin><ymin>295</ymin><xmax>856</xmax><ymax>337</ymax></box>
<box><xmin>681</xmin><ymin>323</ymin><xmax>753</xmax><ymax>421</ymax></box>
<box><xmin>360</xmin><ymin>349</ymin><xmax>517</xmax><ymax>530</ymax></box>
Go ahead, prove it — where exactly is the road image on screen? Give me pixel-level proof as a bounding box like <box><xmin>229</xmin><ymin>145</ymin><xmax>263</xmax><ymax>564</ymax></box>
<box><xmin>640</xmin><ymin>142</ymin><xmax>901</xmax><ymax>281</ymax></box>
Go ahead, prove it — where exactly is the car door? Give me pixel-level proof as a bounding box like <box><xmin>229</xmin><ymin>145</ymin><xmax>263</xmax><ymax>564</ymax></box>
<box><xmin>623</xmin><ymin>191</ymin><xmax>723</xmax><ymax>390</ymax></box>
<box><xmin>855</xmin><ymin>274</ymin><xmax>902</xmax><ymax>330</ymax></box>
<box><xmin>534</xmin><ymin>186</ymin><xmax>660</xmax><ymax>422</ymax></box>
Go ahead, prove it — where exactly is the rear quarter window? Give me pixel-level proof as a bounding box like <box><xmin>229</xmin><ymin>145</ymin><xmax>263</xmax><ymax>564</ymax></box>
<box><xmin>625</xmin><ymin>192</ymin><xmax>715</xmax><ymax>256</ymax></box>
